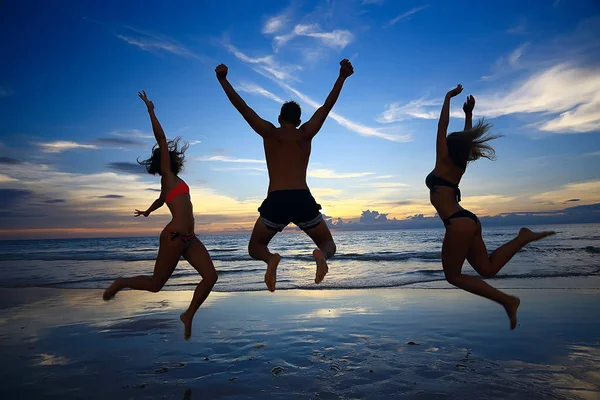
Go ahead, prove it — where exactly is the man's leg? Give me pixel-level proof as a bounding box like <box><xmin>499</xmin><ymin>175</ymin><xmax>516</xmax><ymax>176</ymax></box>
<box><xmin>248</xmin><ymin>217</ymin><xmax>280</xmax><ymax>292</ymax></box>
<box><xmin>303</xmin><ymin>220</ymin><xmax>336</xmax><ymax>284</ymax></box>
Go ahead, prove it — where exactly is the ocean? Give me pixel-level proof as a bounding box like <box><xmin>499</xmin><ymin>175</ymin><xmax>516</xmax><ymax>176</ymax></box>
<box><xmin>0</xmin><ymin>223</ymin><xmax>598</xmax><ymax>292</ymax></box>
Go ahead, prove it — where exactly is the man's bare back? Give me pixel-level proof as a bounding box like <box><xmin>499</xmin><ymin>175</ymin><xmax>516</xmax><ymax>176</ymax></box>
<box><xmin>216</xmin><ymin>59</ymin><xmax>354</xmax><ymax>291</ymax></box>
<box><xmin>263</xmin><ymin>126</ymin><xmax>312</xmax><ymax>192</ymax></box>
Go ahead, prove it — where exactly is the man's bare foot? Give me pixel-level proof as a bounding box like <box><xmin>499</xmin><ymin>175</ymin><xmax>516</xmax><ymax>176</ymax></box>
<box><xmin>504</xmin><ymin>296</ymin><xmax>521</xmax><ymax>330</ymax></box>
<box><xmin>518</xmin><ymin>227</ymin><xmax>555</xmax><ymax>244</ymax></box>
<box><xmin>180</xmin><ymin>312</ymin><xmax>192</xmax><ymax>341</ymax></box>
<box><xmin>264</xmin><ymin>253</ymin><xmax>281</xmax><ymax>292</ymax></box>
<box><xmin>103</xmin><ymin>278</ymin><xmax>123</xmax><ymax>301</ymax></box>
<box><xmin>313</xmin><ymin>249</ymin><xmax>328</xmax><ymax>284</ymax></box>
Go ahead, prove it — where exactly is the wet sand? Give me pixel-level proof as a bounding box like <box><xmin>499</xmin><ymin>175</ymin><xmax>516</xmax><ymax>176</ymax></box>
<box><xmin>1</xmin><ymin>281</ymin><xmax>599</xmax><ymax>399</ymax></box>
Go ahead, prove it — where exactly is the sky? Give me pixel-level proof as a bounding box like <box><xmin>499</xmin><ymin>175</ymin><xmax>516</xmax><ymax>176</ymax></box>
<box><xmin>1</xmin><ymin>0</ymin><xmax>600</xmax><ymax>239</ymax></box>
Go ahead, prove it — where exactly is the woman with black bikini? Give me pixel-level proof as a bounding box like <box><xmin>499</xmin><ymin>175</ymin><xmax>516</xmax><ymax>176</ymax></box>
<box><xmin>427</xmin><ymin>84</ymin><xmax>555</xmax><ymax>330</ymax></box>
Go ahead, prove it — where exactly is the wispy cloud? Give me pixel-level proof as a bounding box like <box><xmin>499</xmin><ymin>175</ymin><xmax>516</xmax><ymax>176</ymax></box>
<box><xmin>94</xmin><ymin>194</ymin><xmax>125</xmax><ymax>199</ymax></box>
<box><xmin>0</xmin><ymin>86</ymin><xmax>10</xmax><ymax>97</ymax></box>
<box><xmin>0</xmin><ymin>174</ymin><xmax>18</xmax><ymax>183</ymax></box>
<box><xmin>110</xmin><ymin>129</ymin><xmax>153</xmax><ymax>140</ymax></box>
<box><xmin>376</xmin><ymin>98</ymin><xmax>439</xmax><ymax>123</ymax></box>
<box><xmin>481</xmin><ymin>42</ymin><xmax>530</xmax><ymax>81</ymax></box>
<box><xmin>224</xmin><ymin>44</ymin><xmax>302</xmax><ymax>81</ymax></box>
<box><xmin>308</xmin><ymin>169</ymin><xmax>375</xmax><ymax>179</ymax></box>
<box><xmin>384</xmin><ymin>63</ymin><xmax>600</xmax><ymax>134</ymax></box>
<box><xmin>479</xmin><ymin>63</ymin><xmax>600</xmax><ymax>133</ymax></box>
<box><xmin>117</xmin><ymin>27</ymin><xmax>203</xmax><ymax>60</ymax></box>
<box><xmin>37</xmin><ymin>141</ymin><xmax>99</xmax><ymax>153</ymax></box>
<box><xmin>198</xmin><ymin>155</ymin><xmax>265</xmax><ymax>164</ymax></box>
<box><xmin>94</xmin><ymin>137</ymin><xmax>146</xmax><ymax>147</ymax></box>
<box><xmin>237</xmin><ymin>82</ymin><xmax>285</xmax><ymax>103</ymax></box>
<box><xmin>274</xmin><ymin>24</ymin><xmax>354</xmax><ymax>50</ymax></box>
<box><xmin>262</xmin><ymin>11</ymin><xmax>290</xmax><ymax>34</ymax></box>
<box><xmin>385</xmin><ymin>5</ymin><xmax>429</xmax><ymax>27</ymax></box>
<box><xmin>362</xmin><ymin>0</ymin><xmax>384</xmax><ymax>4</ymax></box>
<box><xmin>508</xmin><ymin>43</ymin><xmax>529</xmax><ymax>66</ymax></box>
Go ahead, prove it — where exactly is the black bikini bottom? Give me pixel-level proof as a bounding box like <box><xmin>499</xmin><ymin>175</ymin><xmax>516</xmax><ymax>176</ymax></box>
<box><xmin>442</xmin><ymin>209</ymin><xmax>479</xmax><ymax>227</ymax></box>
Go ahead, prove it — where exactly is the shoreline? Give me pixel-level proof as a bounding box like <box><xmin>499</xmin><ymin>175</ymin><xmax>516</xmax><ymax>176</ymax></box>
<box><xmin>2</xmin><ymin>275</ymin><xmax>599</xmax><ymax>292</ymax></box>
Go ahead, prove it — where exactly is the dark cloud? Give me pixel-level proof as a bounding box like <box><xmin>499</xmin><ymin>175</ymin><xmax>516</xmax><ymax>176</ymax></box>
<box><xmin>374</xmin><ymin>200</ymin><xmax>419</xmax><ymax>207</ymax></box>
<box><xmin>0</xmin><ymin>210</ymin><xmax>47</xmax><ymax>224</ymax></box>
<box><xmin>95</xmin><ymin>194</ymin><xmax>125</xmax><ymax>199</ymax></box>
<box><xmin>107</xmin><ymin>162</ymin><xmax>146</xmax><ymax>175</ymax></box>
<box><xmin>95</xmin><ymin>138</ymin><xmax>146</xmax><ymax>147</ymax></box>
<box><xmin>564</xmin><ymin>198</ymin><xmax>580</xmax><ymax>203</ymax></box>
<box><xmin>44</xmin><ymin>199</ymin><xmax>66</xmax><ymax>204</ymax></box>
<box><xmin>327</xmin><ymin>203</ymin><xmax>600</xmax><ymax>230</ymax></box>
<box><xmin>360</xmin><ymin>210</ymin><xmax>391</xmax><ymax>224</ymax></box>
<box><xmin>145</xmin><ymin>188</ymin><xmax>161</xmax><ymax>192</ymax></box>
<box><xmin>0</xmin><ymin>156</ymin><xmax>23</xmax><ymax>165</ymax></box>
<box><xmin>0</xmin><ymin>189</ymin><xmax>33</xmax><ymax>207</ymax></box>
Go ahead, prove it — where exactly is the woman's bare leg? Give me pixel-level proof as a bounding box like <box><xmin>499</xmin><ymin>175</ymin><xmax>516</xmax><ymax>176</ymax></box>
<box><xmin>103</xmin><ymin>231</ymin><xmax>184</xmax><ymax>299</ymax></box>
<box><xmin>467</xmin><ymin>226</ymin><xmax>555</xmax><ymax>278</ymax></box>
<box><xmin>179</xmin><ymin>238</ymin><xmax>218</xmax><ymax>340</ymax></box>
<box><xmin>442</xmin><ymin>219</ymin><xmax>520</xmax><ymax>329</ymax></box>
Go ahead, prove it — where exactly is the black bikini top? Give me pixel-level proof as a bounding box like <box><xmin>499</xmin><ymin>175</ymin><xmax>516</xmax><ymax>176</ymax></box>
<box><xmin>425</xmin><ymin>172</ymin><xmax>461</xmax><ymax>202</ymax></box>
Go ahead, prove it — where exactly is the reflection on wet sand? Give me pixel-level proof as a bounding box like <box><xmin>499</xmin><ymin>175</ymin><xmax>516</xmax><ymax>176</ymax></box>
<box><xmin>0</xmin><ymin>287</ymin><xmax>599</xmax><ymax>399</ymax></box>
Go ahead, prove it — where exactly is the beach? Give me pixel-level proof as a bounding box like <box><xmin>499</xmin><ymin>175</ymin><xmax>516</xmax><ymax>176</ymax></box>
<box><xmin>1</xmin><ymin>280</ymin><xmax>599</xmax><ymax>399</ymax></box>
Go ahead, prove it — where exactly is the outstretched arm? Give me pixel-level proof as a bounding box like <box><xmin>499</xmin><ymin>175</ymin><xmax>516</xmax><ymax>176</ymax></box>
<box><xmin>215</xmin><ymin>64</ymin><xmax>276</xmax><ymax>138</ymax></box>
<box><xmin>463</xmin><ymin>94</ymin><xmax>475</xmax><ymax>131</ymax></box>
<box><xmin>138</xmin><ymin>91</ymin><xmax>172</xmax><ymax>177</ymax></box>
<box><xmin>134</xmin><ymin>196</ymin><xmax>165</xmax><ymax>217</ymax></box>
<box><xmin>300</xmin><ymin>59</ymin><xmax>354</xmax><ymax>138</ymax></box>
<box><xmin>437</xmin><ymin>84</ymin><xmax>463</xmax><ymax>162</ymax></box>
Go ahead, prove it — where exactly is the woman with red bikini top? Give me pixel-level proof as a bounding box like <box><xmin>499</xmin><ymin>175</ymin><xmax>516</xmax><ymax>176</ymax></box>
<box><xmin>103</xmin><ymin>91</ymin><xmax>217</xmax><ymax>341</ymax></box>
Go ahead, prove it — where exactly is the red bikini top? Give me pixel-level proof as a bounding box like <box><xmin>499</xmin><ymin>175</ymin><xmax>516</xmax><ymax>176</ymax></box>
<box><xmin>165</xmin><ymin>181</ymin><xmax>190</xmax><ymax>203</ymax></box>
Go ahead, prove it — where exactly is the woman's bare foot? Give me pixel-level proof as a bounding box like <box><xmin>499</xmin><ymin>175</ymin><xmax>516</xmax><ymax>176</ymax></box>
<box><xmin>264</xmin><ymin>253</ymin><xmax>281</xmax><ymax>292</ymax></box>
<box><xmin>103</xmin><ymin>278</ymin><xmax>123</xmax><ymax>301</ymax></box>
<box><xmin>518</xmin><ymin>228</ymin><xmax>555</xmax><ymax>244</ymax></box>
<box><xmin>313</xmin><ymin>249</ymin><xmax>328</xmax><ymax>284</ymax></box>
<box><xmin>504</xmin><ymin>296</ymin><xmax>521</xmax><ymax>330</ymax></box>
<box><xmin>180</xmin><ymin>312</ymin><xmax>193</xmax><ymax>341</ymax></box>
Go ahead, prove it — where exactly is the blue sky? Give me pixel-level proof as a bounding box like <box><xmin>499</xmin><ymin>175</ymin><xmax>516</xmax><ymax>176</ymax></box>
<box><xmin>1</xmin><ymin>0</ymin><xmax>599</xmax><ymax>238</ymax></box>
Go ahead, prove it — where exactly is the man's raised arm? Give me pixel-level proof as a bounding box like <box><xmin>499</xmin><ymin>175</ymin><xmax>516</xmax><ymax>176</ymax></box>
<box><xmin>215</xmin><ymin>64</ymin><xmax>276</xmax><ymax>138</ymax></box>
<box><xmin>300</xmin><ymin>59</ymin><xmax>354</xmax><ymax>139</ymax></box>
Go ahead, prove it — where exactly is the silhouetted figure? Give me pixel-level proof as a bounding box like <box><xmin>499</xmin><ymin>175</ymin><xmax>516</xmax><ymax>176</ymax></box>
<box><xmin>215</xmin><ymin>59</ymin><xmax>355</xmax><ymax>291</ymax></box>
<box><xmin>103</xmin><ymin>91</ymin><xmax>217</xmax><ymax>340</ymax></box>
<box><xmin>427</xmin><ymin>84</ymin><xmax>555</xmax><ymax>329</ymax></box>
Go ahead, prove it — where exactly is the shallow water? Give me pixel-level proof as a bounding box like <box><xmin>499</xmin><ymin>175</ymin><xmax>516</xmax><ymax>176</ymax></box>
<box><xmin>0</xmin><ymin>224</ymin><xmax>598</xmax><ymax>292</ymax></box>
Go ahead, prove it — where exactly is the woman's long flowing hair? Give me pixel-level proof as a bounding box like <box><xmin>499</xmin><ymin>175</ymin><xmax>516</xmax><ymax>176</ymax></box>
<box><xmin>447</xmin><ymin>119</ymin><xmax>502</xmax><ymax>167</ymax></box>
<box><xmin>137</xmin><ymin>137</ymin><xmax>189</xmax><ymax>175</ymax></box>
